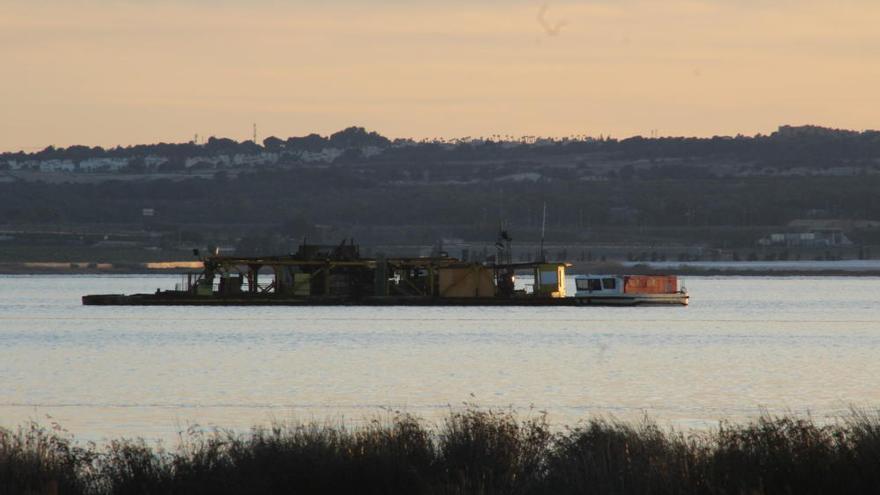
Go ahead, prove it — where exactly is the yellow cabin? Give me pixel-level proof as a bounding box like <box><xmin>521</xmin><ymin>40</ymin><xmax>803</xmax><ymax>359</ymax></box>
<box><xmin>533</xmin><ymin>263</ymin><xmax>567</xmax><ymax>298</ymax></box>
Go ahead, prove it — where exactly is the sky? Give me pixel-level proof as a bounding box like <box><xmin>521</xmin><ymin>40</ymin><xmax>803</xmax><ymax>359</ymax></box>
<box><xmin>2</xmin><ymin>0</ymin><xmax>879</xmax><ymax>151</ymax></box>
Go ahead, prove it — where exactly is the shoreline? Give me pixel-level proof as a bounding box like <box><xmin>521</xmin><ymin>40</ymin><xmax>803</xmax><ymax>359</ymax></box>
<box><xmin>4</xmin><ymin>263</ymin><xmax>880</xmax><ymax>277</ymax></box>
<box><xmin>0</xmin><ymin>261</ymin><xmax>202</xmax><ymax>275</ymax></box>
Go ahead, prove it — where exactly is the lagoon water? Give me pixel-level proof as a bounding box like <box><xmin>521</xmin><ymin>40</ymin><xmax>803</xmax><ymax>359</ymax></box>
<box><xmin>1</xmin><ymin>275</ymin><xmax>879</xmax><ymax>444</ymax></box>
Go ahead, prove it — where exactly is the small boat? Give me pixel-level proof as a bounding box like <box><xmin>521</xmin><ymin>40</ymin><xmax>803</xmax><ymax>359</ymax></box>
<box><xmin>572</xmin><ymin>274</ymin><xmax>688</xmax><ymax>306</ymax></box>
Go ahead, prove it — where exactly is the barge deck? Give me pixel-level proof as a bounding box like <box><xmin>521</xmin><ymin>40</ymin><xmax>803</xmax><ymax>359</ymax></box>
<box><xmin>82</xmin><ymin>293</ymin><xmax>687</xmax><ymax>306</ymax></box>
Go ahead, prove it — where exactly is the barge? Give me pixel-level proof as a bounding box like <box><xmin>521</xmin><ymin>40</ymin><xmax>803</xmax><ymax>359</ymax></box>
<box><xmin>82</xmin><ymin>241</ymin><xmax>688</xmax><ymax>307</ymax></box>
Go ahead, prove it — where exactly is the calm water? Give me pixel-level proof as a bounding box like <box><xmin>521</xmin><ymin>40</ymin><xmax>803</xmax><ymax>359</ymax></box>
<box><xmin>1</xmin><ymin>275</ymin><xmax>879</xmax><ymax>444</ymax></box>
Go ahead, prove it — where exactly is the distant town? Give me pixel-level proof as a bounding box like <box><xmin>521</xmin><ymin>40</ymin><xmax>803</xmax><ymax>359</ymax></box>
<box><xmin>2</xmin><ymin>124</ymin><xmax>879</xmax><ymax>272</ymax></box>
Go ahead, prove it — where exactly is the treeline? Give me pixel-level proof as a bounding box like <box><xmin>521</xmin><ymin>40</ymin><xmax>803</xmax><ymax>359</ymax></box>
<box><xmin>0</xmin><ymin>127</ymin><xmax>389</xmax><ymax>164</ymax></box>
<box><xmin>2</xmin><ymin>172</ymin><xmax>879</xmax><ymax>238</ymax></box>
<box><xmin>3</xmin><ymin>125</ymin><xmax>880</xmax><ymax>171</ymax></box>
<box><xmin>4</xmin><ymin>408</ymin><xmax>880</xmax><ymax>494</ymax></box>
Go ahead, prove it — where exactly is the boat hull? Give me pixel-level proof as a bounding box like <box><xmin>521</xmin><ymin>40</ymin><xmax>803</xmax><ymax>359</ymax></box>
<box><xmin>82</xmin><ymin>292</ymin><xmax>688</xmax><ymax>307</ymax></box>
<box><xmin>573</xmin><ymin>293</ymin><xmax>689</xmax><ymax>306</ymax></box>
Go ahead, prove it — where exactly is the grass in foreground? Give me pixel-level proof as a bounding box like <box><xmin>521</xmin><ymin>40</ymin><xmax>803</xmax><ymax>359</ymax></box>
<box><xmin>2</xmin><ymin>409</ymin><xmax>880</xmax><ymax>494</ymax></box>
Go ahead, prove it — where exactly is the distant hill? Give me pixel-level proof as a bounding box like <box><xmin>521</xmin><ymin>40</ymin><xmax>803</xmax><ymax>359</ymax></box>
<box><xmin>1</xmin><ymin>124</ymin><xmax>880</xmax><ymax>256</ymax></box>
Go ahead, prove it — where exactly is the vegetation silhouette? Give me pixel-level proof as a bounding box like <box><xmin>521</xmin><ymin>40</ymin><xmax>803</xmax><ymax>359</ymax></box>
<box><xmin>3</xmin><ymin>408</ymin><xmax>880</xmax><ymax>494</ymax></box>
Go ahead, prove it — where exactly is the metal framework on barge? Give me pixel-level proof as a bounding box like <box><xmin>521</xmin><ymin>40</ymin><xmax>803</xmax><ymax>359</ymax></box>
<box><xmin>174</xmin><ymin>239</ymin><xmax>568</xmax><ymax>302</ymax></box>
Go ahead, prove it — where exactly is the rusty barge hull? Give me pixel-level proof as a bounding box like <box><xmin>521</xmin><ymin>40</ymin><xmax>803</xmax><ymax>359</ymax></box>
<box><xmin>82</xmin><ymin>293</ymin><xmax>688</xmax><ymax>307</ymax></box>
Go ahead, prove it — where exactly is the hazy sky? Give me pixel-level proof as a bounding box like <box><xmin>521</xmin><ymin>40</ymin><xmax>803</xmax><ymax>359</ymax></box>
<box><xmin>2</xmin><ymin>0</ymin><xmax>878</xmax><ymax>150</ymax></box>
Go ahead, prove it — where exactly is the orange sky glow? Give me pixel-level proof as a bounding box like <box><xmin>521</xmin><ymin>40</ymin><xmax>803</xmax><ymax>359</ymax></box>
<box><xmin>2</xmin><ymin>0</ymin><xmax>878</xmax><ymax>151</ymax></box>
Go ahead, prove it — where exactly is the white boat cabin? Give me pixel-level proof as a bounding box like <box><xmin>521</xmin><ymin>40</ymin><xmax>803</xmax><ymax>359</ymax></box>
<box><xmin>573</xmin><ymin>275</ymin><xmax>624</xmax><ymax>297</ymax></box>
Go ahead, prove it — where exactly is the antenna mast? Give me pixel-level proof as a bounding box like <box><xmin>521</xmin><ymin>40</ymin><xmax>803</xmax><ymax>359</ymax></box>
<box><xmin>540</xmin><ymin>202</ymin><xmax>547</xmax><ymax>262</ymax></box>
<box><xmin>253</xmin><ymin>123</ymin><xmax>257</xmax><ymax>144</ymax></box>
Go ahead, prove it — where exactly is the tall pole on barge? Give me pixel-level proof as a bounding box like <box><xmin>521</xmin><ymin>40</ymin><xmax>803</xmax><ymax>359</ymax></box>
<box><xmin>540</xmin><ymin>202</ymin><xmax>547</xmax><ymax>262</ymax></box>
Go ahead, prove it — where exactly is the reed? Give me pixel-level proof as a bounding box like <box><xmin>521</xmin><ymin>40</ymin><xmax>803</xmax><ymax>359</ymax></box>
<box><xmin>0</xmin><ymin>422</ymin><xmax>94</xmax><ymax>494</ymax></box>
<box><xmin>2</xmin><ymin>409</ymin><xmax>880</xmax><ymax>494</ymax></box>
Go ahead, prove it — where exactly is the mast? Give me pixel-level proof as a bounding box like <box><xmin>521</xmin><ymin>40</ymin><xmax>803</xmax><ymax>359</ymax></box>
<box><xmin>540</xmin><ymin>202</ymin><xmax>547</xmax><ymax>262</ymax></box>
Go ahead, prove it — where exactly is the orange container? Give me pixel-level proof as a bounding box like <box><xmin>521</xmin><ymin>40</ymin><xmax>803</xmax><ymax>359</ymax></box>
<box><xmin>623</xmin><ymin>275</ymin><xmax>678</xmax><ymax>294</ymax></box>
